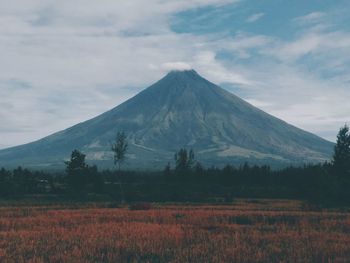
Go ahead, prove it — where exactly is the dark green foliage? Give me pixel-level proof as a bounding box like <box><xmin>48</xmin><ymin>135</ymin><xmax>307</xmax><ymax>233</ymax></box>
<box><xmin>0</xmin><ymin>166</ymin><xmax>49</xmax><ymax>197</ymax></box>
<box><xmin>0</xmin><ymin>123</ymin><xmax>349</xmax><ymax>206</ymax></box>
<box><xmin>65</xmin><ymin>150</ymin><xmax>88</xmax><ymax>192</ymax></box>
<box><xmin>174</xmin><ymin>148</ymin><xmax>195</xmax><ymax>174</ymax></box>
<box><xmin>111</xmin><ymin>131</ymin><xmax>128</xmax><ymax>171</ymax></box>
<box><xmin>194</xmin><ymin>162</ymin><xmax>204</xmax><ymax>175</ymax></box>
<box><xmin>65</xmin><ymin>150</ymin><xmax>87</xmax><ymax>176</ymax></box>
<box><xmin>163</xmin><ymin>162</ymin><xmax>171</xmax><ymax>176</ymax></box>
<box><xmin>88</xmin><ymin>165</ymin><xmax>104</xmax><ymax>194</ymax></box>
<box><xmin>0</xmin><ymin>168</ymin><xmax>13</xmax><ymax>197</ymax></box>
<box><xmin>111</xmin><ymin>131</ymin><xmax>128</xmax><ymax>203</ymax></box>
<box><xmin>0</xmin><ymin>162</ymin><xmax>347</xmax><ymax>206</ymax></box>
<box><xmin>64</xmin><ymin>150</ymin><xmax>104</xmax><ymax>194</ymax></box>
<box><xmin>333</xmin><ymin>125</ymin><xmax>350</xmax><ymax>177</ymax></box>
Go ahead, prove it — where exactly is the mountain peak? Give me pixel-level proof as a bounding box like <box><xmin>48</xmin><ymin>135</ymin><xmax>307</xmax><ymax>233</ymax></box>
<box><xmin>165</xmin><ymin>69</ymin><xmax>200</xmax><ymax>79</ymax></box>
<box><xmin>0</xmin><ymin>69</ymin><xmax>334</xmax><ymax>169</ymax></box>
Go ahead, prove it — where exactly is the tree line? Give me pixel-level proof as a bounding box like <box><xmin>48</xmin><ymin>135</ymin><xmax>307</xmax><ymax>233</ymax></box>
<box><xmin>0</xmin><ymin>125</ymin><xmax>349</xmax><ymax>205</ymax></box>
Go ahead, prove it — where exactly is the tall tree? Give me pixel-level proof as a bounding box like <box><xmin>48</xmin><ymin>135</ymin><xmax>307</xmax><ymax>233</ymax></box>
<box><xmin>174</xmin><ymin>148</ymin><xmax>195</xmax><ymax>174</ymax></box>
<box><xmin>65</xmin><ymin>149</ymin><xmax>88</xmax><ymax>192</ymax></box>
<box><xmin>111</xmin><ymin>131</ymin><xmax>128</xmax><ymax>204</ymax></box>
<box><xmin>111</xmin><ymin>131</ymin><xmax>128</xmax><ymax>171</ymax></box>
<box><xmin>333</xmin><ymin>124</ymin><xmax>350</xmax><ymax>177</ymax></box>
<box><xmin>65</xmin><ymin>150</ymin><xmax>87</xmax><ymax>175</ymax></box>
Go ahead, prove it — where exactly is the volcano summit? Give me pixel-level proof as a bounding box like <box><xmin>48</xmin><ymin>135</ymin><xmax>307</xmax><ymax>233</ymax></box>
<box><xmin>0</xmin><ymin>70</ymin><xmax>333</xmax><ymax>169</ymax></box>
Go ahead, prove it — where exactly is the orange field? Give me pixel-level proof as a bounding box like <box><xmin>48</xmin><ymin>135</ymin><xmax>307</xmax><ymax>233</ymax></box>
<box><xmin>0</xmin><ymin>199</ymin><xmax>349</xmax><ymax>263</ymax></box>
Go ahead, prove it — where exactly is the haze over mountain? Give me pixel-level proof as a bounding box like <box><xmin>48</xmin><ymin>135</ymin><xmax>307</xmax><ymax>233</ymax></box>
<box><xmin>0</xmin><ymin>70</ymin><xmax>334</xmax><ymax>169</ymax></box>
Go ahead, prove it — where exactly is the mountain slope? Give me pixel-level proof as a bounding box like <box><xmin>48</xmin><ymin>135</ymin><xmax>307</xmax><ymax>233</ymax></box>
<box><xmin>0</xmin><ymin>70</ymin><xmax>334</xmax><ymax>169</ymax></box>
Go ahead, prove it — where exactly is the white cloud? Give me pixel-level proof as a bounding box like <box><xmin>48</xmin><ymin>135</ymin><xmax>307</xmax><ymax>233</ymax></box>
<box><xmin>293</xmin><ymin>12</ymin><xmax>326</xmax><ymax>25</ymax></box>
<box><xmin>245</xmin><ymin>99</ymin><xmax>272</xmax><ymax>108</ymax></box>
<box><xmin>268</xmin><ymin>31</ymin><xmax>350</xmax><ymax>61</ymax></box>
<box><xmin>0</xmin><ymin>0</ymin><xmax>349</xmax><ymax>148</ymax></box>
<box><xmin>160</xmin><ymin>62</ymin><xmax>192</xmax><ymax>71</ymax></box>
<box><xmin>246</xmin><ymin>12</ymin><xmax>264</xmax><ymax>23</ymax></box>
<box><xmin>0</xmin><ymin>0</ymin><xmax>241</xmax><ymax>148</ymax></box>
<box><xmin>193</xmin><ymin>50</ymin><xmax>252</xmax><ymax>85</ymax></box>
<box><xmin>231</xmin><ymin>57</ymin><xmax>350</xmax><ymax>142</ymax></box>
<box><xmin>218</xmin><ymin>32</ymin><xmax>273</xmax><ymax>58</ymax></box>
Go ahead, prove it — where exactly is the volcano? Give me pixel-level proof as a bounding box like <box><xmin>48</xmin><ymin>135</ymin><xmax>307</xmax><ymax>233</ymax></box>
<box><xmin>0</xmin><ymin>70</ymin><xmax>334</xmax><ymax>169</ymax></box>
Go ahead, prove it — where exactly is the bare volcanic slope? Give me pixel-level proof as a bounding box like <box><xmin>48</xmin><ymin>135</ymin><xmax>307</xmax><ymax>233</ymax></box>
<box><xmin>0</xmin><ymin>70</ymin><xmax>333</xmax><ymax>169</ymax></box>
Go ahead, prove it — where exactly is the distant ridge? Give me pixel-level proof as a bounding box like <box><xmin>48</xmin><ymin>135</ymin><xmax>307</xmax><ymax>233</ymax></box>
<box><xmin>0</xmin><ymin>70</ymin><xmax>334</xmax><ymax>169</ymax></box>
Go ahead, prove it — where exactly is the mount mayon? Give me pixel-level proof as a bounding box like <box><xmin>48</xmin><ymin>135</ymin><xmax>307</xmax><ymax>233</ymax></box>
<box><xmin>0</xmin><ymin>70</ymin><xmax>334</xmax><ymax>169</ymax></box>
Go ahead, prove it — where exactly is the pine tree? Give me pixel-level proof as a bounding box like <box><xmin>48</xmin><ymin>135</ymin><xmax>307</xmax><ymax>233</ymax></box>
<box><xmin>65</xmin><ymin>149</ymin><xmax>88</xmax><ymax>192</ymax></box>
<box><xmin>333</xmin><ymin>124</ymin><xmax>350</xmax><ymax>177</ymax></box>
<box><xmin>174</xmin><ymin>148</ymin><xmax>195</xmax><ymax>174</ymax></box>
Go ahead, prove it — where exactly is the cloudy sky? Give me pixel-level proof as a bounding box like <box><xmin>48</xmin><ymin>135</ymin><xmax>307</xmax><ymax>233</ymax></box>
<box><xmin>1</xmin><ymin>0</ymin><xmax>349</xmax><ymax>149</ymax></box>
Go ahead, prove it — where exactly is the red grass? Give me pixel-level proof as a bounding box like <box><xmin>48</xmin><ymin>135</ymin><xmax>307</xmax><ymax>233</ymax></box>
<box><xmin>0</xmin><ymin>199</ymin><xmax>349</xmax><ymax>262</ymax></box>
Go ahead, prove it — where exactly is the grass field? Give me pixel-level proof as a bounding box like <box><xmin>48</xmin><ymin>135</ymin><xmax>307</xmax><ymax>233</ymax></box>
<box><xmin>0</xmin><ymin>199</ymin><xmax>349</xmax><ymax>263</ymax></box>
